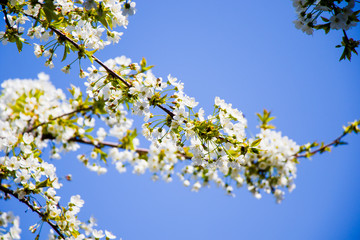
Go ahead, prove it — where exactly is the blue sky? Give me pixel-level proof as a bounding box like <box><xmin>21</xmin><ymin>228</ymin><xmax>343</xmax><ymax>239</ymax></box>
<box><xmin>1</xmin><ymin>0</ymin><xmax>360</xmax><ymax>239</ymax></box>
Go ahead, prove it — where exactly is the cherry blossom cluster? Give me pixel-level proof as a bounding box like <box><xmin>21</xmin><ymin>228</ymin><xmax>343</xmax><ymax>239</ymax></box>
<box><xmin>80</xmin><ymin>56</ymin><xmax>301</xmax><ymax>200</ymax></box>
<box><xmin>0</xmin><ymin>75</ymin><xmax>119</xmax><ymax>239</ymax></box>
<box><xmin>1</xmin><ymin>0</ymin><xmax>359</xmax><ymax>239</ymax></box>
<box><xmin>245</xmin><ymin>129</ymin><xmax>299</xmax><ymax>203</ymax></box>
<box><xmin>0</xmin><ymin>62</ymin><xmax>302</xmax><ymax>208</ymax></box>
<box><xmin>291</xmin><ymin>0</ymin><xmax>359</xmax><ymax>60</ymax></box>
<box><xmin>292</xmin><ymin>0</ymin><xmax>358</xmax><ymax>34</ymax></box>
<box><xmin>0</xmin><ymin>0</ymin><xmax>136</xmax><ymax>69</ymax></box>
<box><xmin>0</xmin><ymin>212</ymin><xmax>21</xmax><ymax>240</ymax></box>
<box><xmin>176</xmin><ymin>127</ymin><xmax>299</xmax><ymax>201</ymax></box>
<box><xmin>0</xmin><ymin>72</ymin><xmax>81</xmax><ymax>153</ymax></box>
<box><xmin>1</xmin><ymin>63</ymin><xmax>357</xmax><ymax>239</ymax></box>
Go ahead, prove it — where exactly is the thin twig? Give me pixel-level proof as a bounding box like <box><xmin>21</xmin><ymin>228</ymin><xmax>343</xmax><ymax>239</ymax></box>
<box><xmin>24</xmin><ymin>106</ymin><xmax>93</xmax><ymax>133</ymax></box>
<box><xmin>70</xmin><ymin>136</ymin><xmax>150</xmax><ymax>155</ymax></box>
<box><xmin>295</xmin><ymin>132</ymin><xmax>347</xmax><ymax>158</ymax></box>
<box><xmin>49</xmin><ymin>26</ymin><xmax>132</xmax><ymax>88</ymax></box>
<box><xmin>69</xmin><ymin>136</ymin><xmax>191</xmax><ymax>159</ymax></box>
<box><xmin>0</xmin><ymin>185</ymin><xmax>65</xmax><ymax>239</ymax></box>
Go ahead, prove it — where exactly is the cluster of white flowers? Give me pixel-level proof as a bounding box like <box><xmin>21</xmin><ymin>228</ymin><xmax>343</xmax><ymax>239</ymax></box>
<box><xmin>1</xmin><ymin>153</ymin><xmax>61</xmax><ymax>194</ymax></box>
<box><xmin>81</xmin><ymin>55</ymin><xmax>303</xmax><ymax>202</ymax></box>
<box><xmin>0</xmin><ymin>73</ymin><xmax>78</xmax><ymax>153</ymax></box>
<box><xmin>76</xmin><ymin>216</ymin><xmax>116</xmax><ymax>240</ymax></box>
<box><xmin>292</xmin><ymin>0</ymin><xmax>358</xmax><ymax>35</ymax></box>
<box><xmin>0</xmin><ymin>69</ymin><xmax>302</xmax><ymax>240</ymax></box>
<box><xmin>0</xmin><ymin>0</ymin><xmax>136</xmax><ymax>71</ymax></box>
<box><xmin>0</xmin><ymin>149</ymin><xmax>101</xmax><ymax>239</ymax></box>
<box><xmin>0</xmin><ymin>75</ymin><xmax>121</xmax><ymax>239</ymax></box>
<box><xmin>1</xmin><ymin>0</ymin><xmax>355</xmax><ymax>238</ymax></box>
<box><xmin>146</xmin><ymin>130</ymin><xmax>181</xmax><ymax>182</ymax></box>
<box><xmin>67</xmin><ymin>20</ymin><xmax>108</xmax><ymax>50</ymax></box>
<box><xmin>245</xmin><ymin>129</ymin><xmax>299</xmax><ymax>203</ymax></box>
<box><xmin>0</xmin><ymin>212</ymin><xmax>21</xmax><ymax>240</ymax></box>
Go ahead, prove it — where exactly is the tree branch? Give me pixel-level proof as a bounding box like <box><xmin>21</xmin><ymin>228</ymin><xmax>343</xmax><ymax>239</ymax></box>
<box><xmin>295</xmin><ymin>132</ymin><xmax>347</xmax><ymax>158</ymax></box>
<box><xmin>24</xmin><ymin>106</ymin><xmax>93</xmax><ymax>133</ymax></box>
<box><xmin>69</xmin><ymin>136</ymin><xmax>191</xmax><ymax>159</ymax></box>
<box><xmin>46</xmin><ymin>26</ymin><xmax>175</xmax><ymax>119</ymax></box>
<box><xmin>70</xmin><ymin>136</ymin><xmax>149</xmax><ymax>155</ymax></box>
<box><xmin>1</xmin><ymin>0</ymin><xmax>11</xmax><ymax>28</ymax></box>
<box><xmin>0</xmin><ymin>185</ymin><xmax>65</xmax><ymax>239</ymax></box>
<box><xmin>49</xmin><ymin>27</ymin><xmax>131</xmax><ymax>89</ymax></box>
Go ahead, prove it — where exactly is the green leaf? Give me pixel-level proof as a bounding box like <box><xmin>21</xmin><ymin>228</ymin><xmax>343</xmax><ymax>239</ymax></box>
<box><xmin>88</xmin><ymin>56</ymin><xmax>94</xmax><ymax>64</ymax></box>
<box><xmin>339</xmin><ymin>49</ymin><xmax>347</xmax><ymax>61</ymax></box>
<box><xmin>106</xmin><ymin>16</ymin><xmax>113</xmax><ymax>30</ymax></box>
<box><xmin>140</xmin><ymin>57</ymin><xmax>147</xmax><ymax>68</ymax></box>
<box><xmin>36</xmin><ymin>178</ymin><xmax>53</xmax><ymax>188</ymax></box>
<box><xmin>249</xmin><ymin>148</ymin><xmax>259</xmax><ymax>154</ymax></box>
<box><xmin>15</xmin><ymin>37</ymin><xmax>23</xmax><ymax>52</ymax></box>
<box><xmin>251</xmin><ymin>139</ymin><xmax>261</xmax><ymax>147</ymax></box>
<box><xmin>256</xmin><ymin>113</ymin><xmax>263</xmax><ymax>121</ymax></box>
<box><xmin>61</xmin><ymin>44</ymin><xmax>69</xmax><ymax>62</ymax></box>
<box><xmin>321</xmin><ymin>16</ymin><xmax>329</xmax><ymax>22</ymax></box>
<box><xmin>85</xmin><ymin>134</ymin><xmax>94</xmax><ymax>140</ymax></box>
<box><xmin>43</xmin><ymin>0</ymin><xmax>57</xmax><ymax>23</ymax></box>
<box><xmin>99</xmin><ymin>17</ymin><xmax>109</xmax><ymax>29</ymax></box>
<box><xmin>85</xmin><ymin>127</ymin><xmax>94</xmax><ymax>133</ymax></box>
<box><xmin>85</xmin><ymin>49</ymin><xmax>97</xmax><ymax>57</ymax></box>
<box><xmin>142</xmin><ymin>65</ymin><xmax>154</xmax><ymax>71</ymax></box>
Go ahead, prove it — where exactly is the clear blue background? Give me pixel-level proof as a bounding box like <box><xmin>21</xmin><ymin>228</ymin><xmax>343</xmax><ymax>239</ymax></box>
<box><xmin>1</xmin><ymin>0</ymin><xmax>360</xmax><ymax>239</ymax></box>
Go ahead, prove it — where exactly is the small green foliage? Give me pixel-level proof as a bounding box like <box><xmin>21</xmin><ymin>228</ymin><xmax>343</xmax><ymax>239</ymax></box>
<box><xmin>120</xmin><ymin>129</ymin><xmax>138</xmax><ymax>150</ymax></box>
<box><xmin>256</xmin><ymin>109</ymin><xmax>276</xmax><ymax>130</ymax></box>
<box><xmin>251</xmin><ymin>139</ymin><xmax>261</xmax><ymax>147</ymax></box>
<box><xmin>149</xmin><ymin>92</ymin><xmax>167</xmax><ymax>106</ymax></box>
<box><xmin>194</xmin><ymin>120</ymin><xmax>220</xmax><ymax>142</ymax></box>
<box><xmin>42</xmin><ymin>0</ymin><xmax>57</xmax><ymax>23</ymax></box>
<box><xmin>92</xmin><ymin>98</ymin><xmax>107</xmax><ymax>115</ymax></box>
<box><xmin>249</xmin><ymin>148</ymin><xmax>260</xmax><ymax>154</ymax></box>
<box><xmin>36</xmin><ymin>178</ymin><xmax>54</xmax><ymax>189</ymax></box>
<box><xmin>338</xmin><ymin>32</ymin><xmax>359</xmax><ymax>61</ymax></box>
<box><xmin>343</xmin><ymin>120</ymin><xmax>360</xmax><ymax>134</ymax></box>
<box><xmin>140</xmin><ymin>57</ymin><xmax>154</xmax><ymax>72</ymax></box>
<box><xmin>61</xmin><ymin>43</ymin><xmax>70</xmax><ymax>62</ymax></box>
<box><xmin>85</xmin><ymin>49</ymin><xmax>98</xmax><ymax>63</ymax></box>
<box><xmin>314</xmin><ymin>23</ymin><xmax>331</xmax><ymax>34</ymax></box>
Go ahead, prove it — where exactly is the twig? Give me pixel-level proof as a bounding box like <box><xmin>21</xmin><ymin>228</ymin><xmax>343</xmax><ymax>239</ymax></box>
<box><xmin>295</xmin><ymin>132</ymin><xmax>347</xmax><ymax>158</ymax></box>
<box><xmin>46</xmin><ymin>26</ymin><xmax>175</xmax><ymax>119</ymax></box>
<box><xmin>24</xmin><ymin>106</ymin><xmax>93</xmax><ymax>133</ymax></box>
<box><xmin>70</xmin><ymin>136</ymin><xmax>150</xmax><ymax>155</ymax></box>
<box><xmin>69</xmin><ymin>136</ymin><xmax>191</xmax><ymax>159</ymax></box>
<box><xmin>0</xmin><ymin>185</ymin><xmax>65</xmax><ymax>239</ymax></box>
<box><xmin>49</xmin><ymin>26</ymin><xmax>132</xmax><ymax>88</ymax></box>
<box><xmin>1</xmin><ymin>0</ymin><xmax>11</xmax><ymax>28</ymax></box>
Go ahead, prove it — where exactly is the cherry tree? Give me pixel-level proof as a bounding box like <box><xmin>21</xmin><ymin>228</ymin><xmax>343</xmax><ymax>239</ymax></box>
<box><xmin>0</xmin><ymin>0</ymin><xmax>359</xmax><ymax>239</ymax></box>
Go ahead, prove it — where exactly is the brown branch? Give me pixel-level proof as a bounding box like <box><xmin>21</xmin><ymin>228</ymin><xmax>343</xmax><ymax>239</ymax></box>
<box><xmin>70</xmin><ymin>136</ymin><xmax>149</xmax><ymax>155</ymax></box>
<box><xmin>46</xmin><ymin>26</ymin><xmax>175</xmax><ymax>119</ymax></box>
<box><xmin>68</xmin><ymin>136</ymin><xmax>191</xmax><ymax>159</ymax></box>
<box><xmin>294</xmin><ymin>132</ymin><xmax>347</xmax><ymax>158</ymax></box>
<box><xmin>0</xmin><ymin>185</ymin><xmax>65</xmax><ymax>239</ymax></box>
<box><xmin>49</xmin><ymin>26</ymin><xmax>132</xmax><ymax>88</ymax></box>
<box><xmin>1</xmin><ymin>0</ymin><xmax>11</xmax><ymax>28</ymax></box>
<box><xmin>157</xmin><ymin>104</ymin><xmax>175</xmax><ymax>118</ymax></box>
<box><xmin>24</xmin><ymin>106</ymin><xmax>93</xmax><ymax>133</ymax></box>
